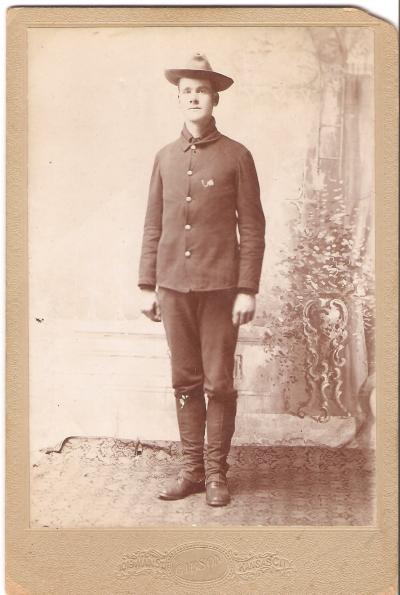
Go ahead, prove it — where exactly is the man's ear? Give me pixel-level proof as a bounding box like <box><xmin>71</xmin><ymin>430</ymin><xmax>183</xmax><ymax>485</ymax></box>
<box><xmin>213</xmin><ymin>92</ymin><xmax>220</xmax><ymax>106</ymax></box>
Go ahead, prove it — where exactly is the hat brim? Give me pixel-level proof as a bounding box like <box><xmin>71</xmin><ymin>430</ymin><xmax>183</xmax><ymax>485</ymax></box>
<box><xmin>164</xmin><ymin>68</ymin><xmax>234</xmax><ymax>92</ymax></box>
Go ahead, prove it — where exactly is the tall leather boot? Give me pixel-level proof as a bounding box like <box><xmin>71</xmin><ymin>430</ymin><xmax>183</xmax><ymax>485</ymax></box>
<box><xmin>205</xmin><ymin>393</ymin><xmax>237</xmax><ymax>506</ymax></box>
<box><xmin>158</xmin><ymin>388</ymin><xmax>206</xmax><ymax>500</ymax></box>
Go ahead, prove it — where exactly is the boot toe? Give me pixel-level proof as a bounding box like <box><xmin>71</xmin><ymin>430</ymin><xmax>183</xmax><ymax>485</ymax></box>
<box><xmin>206</xmin><ymin>480</ymin><xmax>231</xmax><ymax>506</ymax></box>
<box><xmin>158</xmin><ymin>477</ymin><xmax>205</xmax><ymax>500</ymax></box>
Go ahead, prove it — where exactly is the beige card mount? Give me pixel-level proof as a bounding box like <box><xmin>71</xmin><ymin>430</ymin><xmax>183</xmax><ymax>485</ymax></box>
<box><xmin>6</xmin><ymin>6</ymin><xmax>398</xmax><ymax>595</ymax></box>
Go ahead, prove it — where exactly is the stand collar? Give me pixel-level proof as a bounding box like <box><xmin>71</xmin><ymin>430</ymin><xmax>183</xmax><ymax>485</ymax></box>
<box><xmin>180</xmin><ymin>117</ymin><xmax>221</xmax><ymax>151</ymax></box>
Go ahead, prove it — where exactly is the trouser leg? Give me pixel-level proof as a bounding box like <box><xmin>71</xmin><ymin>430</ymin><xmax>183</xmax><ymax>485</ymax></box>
<box><xmin>158</xmin><ymin>287</ymin><xmax>204</xmax><ymax>395</ymax></box>
<box><xmin>195</xmin><ymin>290</ymin><xmax>239</xmax><ymax>487</ymax></box>
<box><xmin>158</xmin><ymin>288</ymin><xmax>206</xmax><ymax>483</ymax></box>
<box><xmin>197</xmin><ymin>289</ymin><xmax>239</xmax><ymax>399</ymax></box>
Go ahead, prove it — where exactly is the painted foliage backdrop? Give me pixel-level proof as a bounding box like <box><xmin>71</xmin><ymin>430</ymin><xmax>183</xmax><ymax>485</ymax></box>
<box><xmin>28</xmin><ymin>27</ymin><xmax>374</xmax><ymax>458</ymax></box>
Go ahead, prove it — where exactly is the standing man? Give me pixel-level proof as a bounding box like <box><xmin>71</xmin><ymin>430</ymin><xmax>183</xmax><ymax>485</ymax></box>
<box><xmin>138</xmin><ymin>53</ymin><xmax>265</xmax><ymax>506</ymax></box>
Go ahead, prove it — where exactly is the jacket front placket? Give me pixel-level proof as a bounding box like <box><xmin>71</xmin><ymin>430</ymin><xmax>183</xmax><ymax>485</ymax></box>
<box><xmin>183</xmin><ymin>141</ymin><xmax>198</xmax><ymax>286</ymax></box>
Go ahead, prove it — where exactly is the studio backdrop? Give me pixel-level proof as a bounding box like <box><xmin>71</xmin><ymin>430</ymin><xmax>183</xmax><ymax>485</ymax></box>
<box><xmin>28</xmin><ymin>26</ymin><xmax>375</xmax><ymax>461</ymax></box>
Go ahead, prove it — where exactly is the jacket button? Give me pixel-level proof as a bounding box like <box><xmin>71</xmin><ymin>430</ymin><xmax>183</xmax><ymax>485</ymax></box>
<box><xmin>185</xmin><ymin>250</ymin><xmax>191</xmax><ymax>257</ymax></box>
<box><xmin>190</xmin><ymin>145</ymin><xmax>196</xmax><ymax>150</ymax></box>
<box><xmin>185</xmin><ymin>224</ymin><xmax>192</xmax><ymax>230</ymax></box>
<box><xmin>187</xmin><ymin>170</ymin><xmax>193</xmax><ymax>176</ymax></box>
<box><xmin>185</xmin><ymin>196</ymin><xmax>192</xmax><ymax>202</ymax></box>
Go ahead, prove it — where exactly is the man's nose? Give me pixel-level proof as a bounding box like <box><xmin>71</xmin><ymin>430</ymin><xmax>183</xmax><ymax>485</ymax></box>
<box><xmin>189</xmin><ymin>95</ymin><xmax>199</xmax><ymax>104</ymax></box>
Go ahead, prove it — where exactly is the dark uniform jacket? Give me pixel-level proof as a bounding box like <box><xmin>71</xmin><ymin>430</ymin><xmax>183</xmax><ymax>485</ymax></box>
<box><xmin>138</xmin><ymin>118</ymin><xmax>265</xmax><ymax>294</ymax></box>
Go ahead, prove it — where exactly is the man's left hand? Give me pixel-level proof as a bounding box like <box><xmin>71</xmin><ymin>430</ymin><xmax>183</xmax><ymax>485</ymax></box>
<box><xmin>232</xmin><ymin>293</ymin><xmax>256</xmax><ymax>326</ymax></box>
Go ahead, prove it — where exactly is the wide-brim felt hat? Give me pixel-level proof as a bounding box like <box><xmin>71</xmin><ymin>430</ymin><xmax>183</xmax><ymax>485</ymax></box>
<box><xmin>164</xmin><ymin>52</ymin><xmax>234</xmax><ymax>92</ymax></box>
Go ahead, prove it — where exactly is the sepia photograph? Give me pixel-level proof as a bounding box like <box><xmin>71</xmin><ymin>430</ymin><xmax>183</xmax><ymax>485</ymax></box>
<box><xmin>6</xmin><ymin>6</ymin><xmax>398</xmax><ymax>594</ymax></box>
<box><xmin>26</xmin><ymin>23</ymin><xmax>377</xmax><ymax>528</ymax></box>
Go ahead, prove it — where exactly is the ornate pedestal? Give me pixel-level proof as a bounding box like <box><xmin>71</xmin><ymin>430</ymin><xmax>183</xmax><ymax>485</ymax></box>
<box><xmin>297</xmin><ymin>296</ymin><xmax>351</xmax><ymax>422</ymax></box>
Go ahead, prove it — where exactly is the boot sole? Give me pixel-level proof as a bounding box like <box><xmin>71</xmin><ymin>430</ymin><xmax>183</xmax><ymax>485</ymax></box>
<box><xmin>206</xmin><ymin>498</ymin><xmax>230</xmax><ymax>507</ymax></box>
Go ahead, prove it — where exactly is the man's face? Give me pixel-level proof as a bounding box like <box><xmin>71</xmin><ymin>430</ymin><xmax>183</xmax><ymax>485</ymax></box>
<box><xmin>178</xmin><ymin>77</ymin><xmax>216</xmax><ymax>124</ymax></box>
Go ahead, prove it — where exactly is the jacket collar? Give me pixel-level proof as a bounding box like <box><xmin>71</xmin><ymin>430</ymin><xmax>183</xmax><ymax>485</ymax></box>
<box><xmin>180</xmin><ymin>116</ymin><xmax>221</xmax><ymax>151</ymax></box>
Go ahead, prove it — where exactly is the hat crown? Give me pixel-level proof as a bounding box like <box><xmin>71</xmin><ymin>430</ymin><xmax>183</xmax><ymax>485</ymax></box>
<box><xmin>185</xmin><ymin>52</ymin><xmax>213</xmax><ymax>73</ymax></box>
<box><xmin>164</xmin><ymin>53</ymin><xmax>234</xmax><ymax>91</ymax></box>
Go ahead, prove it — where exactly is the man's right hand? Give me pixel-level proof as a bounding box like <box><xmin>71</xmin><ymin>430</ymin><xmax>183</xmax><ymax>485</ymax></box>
<box><xmin>140</xmin><ymin>289</ymin><xmax>161</xmax><ymax>322</ymax></box>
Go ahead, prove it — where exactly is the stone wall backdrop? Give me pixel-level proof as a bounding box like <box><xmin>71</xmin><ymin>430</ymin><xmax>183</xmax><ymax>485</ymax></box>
<box><xmin>28</xmin><ymin>27</ymin><xmax>375</xmax><ymax>464</ymax></box>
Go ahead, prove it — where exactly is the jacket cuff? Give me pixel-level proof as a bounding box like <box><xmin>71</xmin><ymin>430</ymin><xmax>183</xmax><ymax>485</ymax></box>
<box><xmin>139</xmin><ymin>284</ymin><xmax>156</xmax><ymax>291</ymax></box>
<box><xmin>237</xmin><ymin>287</ymin><xmax>256</xmax><ymax>295</ymax></box>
